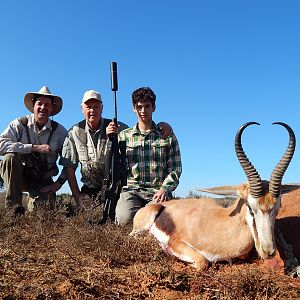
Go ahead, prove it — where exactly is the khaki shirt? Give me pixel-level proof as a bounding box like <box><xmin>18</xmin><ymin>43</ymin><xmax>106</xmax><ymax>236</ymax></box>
<box><xmin>60</xmin><ymin>118</ymin><xmax>128</xmax><ymax>189</ymax></box>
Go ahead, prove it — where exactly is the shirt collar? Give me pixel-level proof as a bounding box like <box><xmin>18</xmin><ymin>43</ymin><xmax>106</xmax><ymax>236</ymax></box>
<box><xmin>28</xmin><ymin>114</ymin><xmax>53</xmax><ymax>130</ymax></box>
<box><xmin>85</xmin><ymin>117</ymin><xmax>103</xmax><ymax>133</ymax></box>
<box><xmin>132</xmin><ymin>121</ymin><xmax>160</xmax><ymax>135</ymax></box>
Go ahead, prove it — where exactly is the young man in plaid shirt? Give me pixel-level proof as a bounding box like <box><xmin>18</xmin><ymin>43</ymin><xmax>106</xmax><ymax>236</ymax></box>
<box><xmin>107</xmin><ymin>87</ymin><xmax>182</xmax><ymax>225</ymax></box>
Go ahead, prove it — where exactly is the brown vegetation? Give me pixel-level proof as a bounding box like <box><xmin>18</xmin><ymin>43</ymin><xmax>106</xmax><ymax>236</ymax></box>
<box><xmin>0</xmin><ymin>194</ymin><xmax>299</xmax><ymax>299</ymax></box>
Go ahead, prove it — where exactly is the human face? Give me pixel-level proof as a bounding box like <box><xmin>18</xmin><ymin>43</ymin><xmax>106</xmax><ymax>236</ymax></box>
<box><xmin>33</xmin><ymin>96</ymin><xmax>54</xmax><ymax>125</ymax></box>
<box><xmin>133</xmin><ymin>101</ymin><xmax>155</xmax><ymax>125</ymax></box>
<box><xmin>81</xmin><ymin>98</ymin><xmax>103</xmax><ymax>129</ymax></box>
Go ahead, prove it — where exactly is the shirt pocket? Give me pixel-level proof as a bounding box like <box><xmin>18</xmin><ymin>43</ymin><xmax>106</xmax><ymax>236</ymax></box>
<box><xmin>126</xmin><ymin>141</ymin><xmax>142</xmax><ymax>151</ymax></box>
<box><xmin>78</xmin><ymin>144</ymin><xmax>89</xmax><ymax>162</ymax></box>
<box><xmin>126</xmin><ymin>142</ymin><xmax>142</xmax><ymax>165</ymax></box>
<box><xmin>152</xmin><ymin>139</ymin><xmax>169</xmax><ymax>164</ymax></box>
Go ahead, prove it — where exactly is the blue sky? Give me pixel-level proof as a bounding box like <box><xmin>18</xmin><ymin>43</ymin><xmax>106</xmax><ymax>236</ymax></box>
<box><xmin>1</xmin><ymin>1</ymin><xmax>300</xmax><ymax>197</ymax></box>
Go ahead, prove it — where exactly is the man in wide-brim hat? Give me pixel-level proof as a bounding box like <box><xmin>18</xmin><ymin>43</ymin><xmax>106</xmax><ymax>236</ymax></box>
<box><xmin>0</xmin><ymin>86</ymin><xmax>68</xmax><ymax>215</ymax></box>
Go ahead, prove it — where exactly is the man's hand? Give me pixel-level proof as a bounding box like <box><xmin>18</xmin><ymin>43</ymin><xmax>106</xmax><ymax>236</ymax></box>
<box><xmin>153</xmin><ymin>189</ymin><xmax>169</xmax><ymax>203</ymax></box>
<box><xmin>157</xmin><ymin>122</ymin><xmax>173</xmax><ymax>138</ymax></box>
<box><xmin>32</xmin><ymin>144</ymin><xmax>52</xmax><ymax>153</ymax></box>
<box><xmin>40</xmin><ymin>181</ymin><xmax>61</xmax><ymax>193</ymax></box>
<box><xmin>106</xmin><ymin>121</ymin><xmax>118</xmax><ymax>136</ymax></box>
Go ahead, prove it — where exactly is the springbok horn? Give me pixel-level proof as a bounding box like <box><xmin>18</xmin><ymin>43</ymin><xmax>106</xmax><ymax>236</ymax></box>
<box><xmin>235</xmin><ymin>122</ymin><xmax>263</xmax><ymax>198</ymax></box>
<box><xmin>269</xmin><ymin>122</ymin><xmax>296</xmax><ymax>198</ymax></box>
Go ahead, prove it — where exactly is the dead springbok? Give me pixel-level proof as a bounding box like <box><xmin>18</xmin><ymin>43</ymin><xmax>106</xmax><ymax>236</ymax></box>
<box><xmin>130</xmin><ymin>122</ymin><xmax>298</xmax><ymax>270</ymax></box>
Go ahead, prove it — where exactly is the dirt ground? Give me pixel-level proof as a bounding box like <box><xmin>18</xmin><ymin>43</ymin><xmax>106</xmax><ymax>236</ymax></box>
<box><xmin>0</xmin><ymin>193</ymin><xmax>299</xmax><ymax>299</ymax></box>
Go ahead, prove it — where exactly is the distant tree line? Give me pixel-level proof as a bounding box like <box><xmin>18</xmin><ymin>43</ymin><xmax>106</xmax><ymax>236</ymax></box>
<box><xmin>184</xmin><ymin>190</ymin><xmax>235</xmax><ymax>208</ymax></box>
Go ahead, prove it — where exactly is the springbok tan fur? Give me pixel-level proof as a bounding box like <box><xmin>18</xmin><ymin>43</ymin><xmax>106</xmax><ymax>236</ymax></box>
<box><xmin>131</xmin><ymin>183</ymin><xmax>299</xmax><ymax>270</ymax></box>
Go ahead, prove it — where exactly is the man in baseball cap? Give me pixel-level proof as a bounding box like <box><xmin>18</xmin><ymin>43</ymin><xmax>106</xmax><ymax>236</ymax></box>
<box><xmin>60</xmin><ymin>89</ymin><xmax>122</xmax><ymax>209</ymax></box>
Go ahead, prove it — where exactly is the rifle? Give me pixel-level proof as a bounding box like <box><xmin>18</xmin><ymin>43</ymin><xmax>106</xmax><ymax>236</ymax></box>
<box><xmin>98</xmin><ymin>62</ymin><xmax>128</xmax><ymax>225</ymax></box>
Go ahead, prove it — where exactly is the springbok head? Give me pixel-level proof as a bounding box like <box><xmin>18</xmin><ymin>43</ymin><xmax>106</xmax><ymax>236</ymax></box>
<box><xmin>235</xmin><ymin>121</ymin><xmax>296</xmax><ymax>259</ymax></box>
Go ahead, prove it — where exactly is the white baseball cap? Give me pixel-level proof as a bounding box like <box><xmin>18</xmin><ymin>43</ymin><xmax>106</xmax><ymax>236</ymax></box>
<box><xmin>82</xmin><ymin>90</ymin><xmax>102</xmax><ymax>104</ymax></box>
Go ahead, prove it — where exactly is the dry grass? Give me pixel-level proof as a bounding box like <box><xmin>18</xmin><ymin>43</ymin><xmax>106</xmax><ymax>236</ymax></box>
<box><xmin>0</xmin><ymin>197</ymin><xmax>299</xmax><ymax>299</ymax></box>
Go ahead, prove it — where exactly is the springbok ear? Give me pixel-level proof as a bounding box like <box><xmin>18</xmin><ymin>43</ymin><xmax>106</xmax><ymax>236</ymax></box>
<box><xmin>280</xmin><ymin>183</ymin><xmax>300</xmax><ymax>194</ymax></box>
<box><xmin>198</xmin><ymin>184</ymin><xmax>244</xmax><ymax>196</ymax></box>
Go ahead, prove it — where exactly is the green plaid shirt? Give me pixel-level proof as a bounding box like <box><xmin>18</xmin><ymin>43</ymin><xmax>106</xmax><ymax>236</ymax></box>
<box><xmin>119</xmin><ymin>122</ymin><xmax>182</xmax><ymax>192</ymax></box>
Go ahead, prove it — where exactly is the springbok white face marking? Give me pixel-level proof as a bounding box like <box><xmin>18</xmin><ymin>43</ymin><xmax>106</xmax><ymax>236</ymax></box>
<box><xmin>246</xmin><ymin>193</ymin><xmax>281</xmax><ymax>258</ymax></box>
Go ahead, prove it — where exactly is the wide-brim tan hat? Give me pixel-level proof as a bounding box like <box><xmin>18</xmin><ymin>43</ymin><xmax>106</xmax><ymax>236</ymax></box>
<box><xmin>24</xmin><ymin>86</ymin><xmax>63</xmax><ymax>116</ymax></box>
